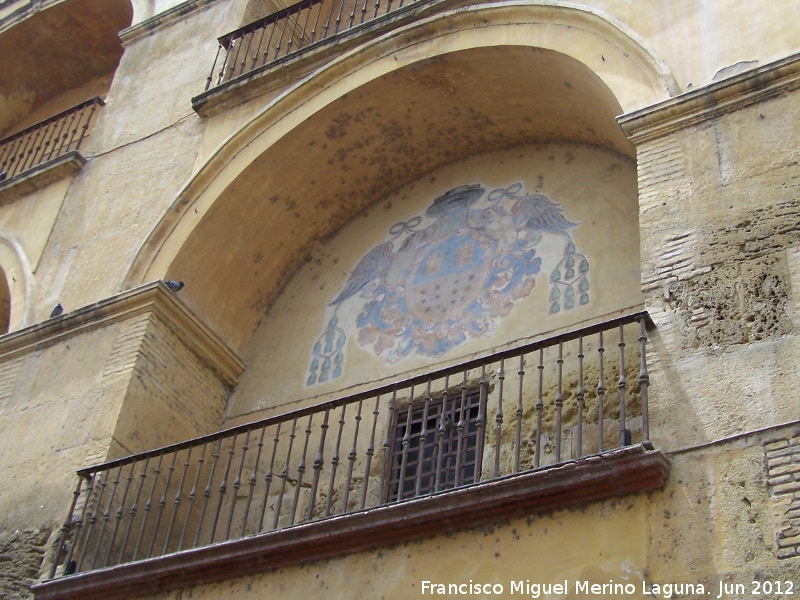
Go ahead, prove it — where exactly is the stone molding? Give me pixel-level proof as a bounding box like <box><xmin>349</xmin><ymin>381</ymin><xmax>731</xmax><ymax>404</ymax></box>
<box><xmin>0</xmin><ymin>281</ymin><xmax>245</xmax><ymax>386</ymax></box>
<box><xmin>619</xmin><ymin>52</ymin><xmax>800</xmax><ymax>144</ymax></box>
<box><xmin>32</xmin><ymin>443</ymin><xmax>670</xmax><ymax>600</ymax></box>
<box><xmin>0</xmin><ymin>151</ymin><xmax>85</xmax><ymax>206</ymax></box>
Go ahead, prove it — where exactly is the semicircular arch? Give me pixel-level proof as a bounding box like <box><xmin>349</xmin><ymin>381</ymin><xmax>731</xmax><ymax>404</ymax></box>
<box><xmin>125</xmin><ymin>1</ymin><xmax>676</xmax><ymax>351</ymax></box>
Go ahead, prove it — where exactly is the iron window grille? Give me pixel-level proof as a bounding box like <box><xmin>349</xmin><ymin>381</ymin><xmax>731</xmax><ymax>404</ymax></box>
<box><xmin>387</xmin><ymin>388</ymin><xmax>484</xmax><ymax>501</ymax></box>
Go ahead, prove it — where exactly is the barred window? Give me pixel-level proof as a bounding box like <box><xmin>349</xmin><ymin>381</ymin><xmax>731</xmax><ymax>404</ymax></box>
<box><xmin>387</xmin><ymin>389</ymin><xmax>484</xmax><ymax>501</ymax></box>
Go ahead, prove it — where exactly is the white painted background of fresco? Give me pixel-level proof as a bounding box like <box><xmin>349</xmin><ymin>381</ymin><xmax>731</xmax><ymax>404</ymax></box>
<box><xmin>226</xmin><ymin>142</ymin><xmax>642</xmax><ymax>422</ymax></box>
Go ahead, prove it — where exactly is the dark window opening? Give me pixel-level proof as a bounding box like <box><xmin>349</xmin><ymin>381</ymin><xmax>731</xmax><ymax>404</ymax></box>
<box><xmin>387</xmin><ymin>389</ymin><xmax>484</xmax><ymax>501</ymax></box>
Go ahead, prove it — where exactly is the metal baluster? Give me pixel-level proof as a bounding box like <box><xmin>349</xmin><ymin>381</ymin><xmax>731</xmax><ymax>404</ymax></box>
<box><xmin>261</xmin><ymin>23</ymin><xmax>278</xmax><ymax>66</ymax></box>
<box><xmin>63</xmin><ymin>108</ymin><xmax>85</xmax><ymax>154</ymax></box>
<box><xmin>52</xmin><ymin>476</ymin><xmax>85</xmax><ymax>578</ymax></box>
<box><xmin>216</xmin><ymin>41</ymin><xmax>232</xmax><ymax>85</ymax></box>
<box><xmin>90</xmin><ymin>464</ymin><xmax>123</xmax><ymax>569</ymax></box>
<box><xmin>273</xmin><ymin>15</ymin><xmax>289</xmax><ymax>60</ymax></box>
<box><xmin>347</xmin><ymin>0</ymin><xmax>358</xmax><ymax>30</ymax></box>
<box><xmin>20</xmin><ymin>123</ymin><xmax>44</xmax><ymax>172</ymax></box>
<box><xmin>307</xmin><ymin>408</ymin><xmax>330</xmax><ymax>521</ymax></box>
<box><xmin>396</xmin><ymin>385</ymin><xmax>415</xmax><ymax>501</ymax></box>
<box><xmin>326</xmin><ymin>404</ymin><xmax>348</xmax><ymax>517</ymax></box>
<box><xmin>228</xmin><ymin>34</ymin><xmax>245</xmax><ymax>79</ymax></box>
<box><xmin>322</xmin><ymin>0</ymin><xmax>338</xmax><ymax>39</ymax></box>
<box><xmin>74</xmin><ymin>100</ymin><xmax>99</xmax><ymax>153</ymax></box>
<box><xmin>14</xmin><ymin>129</ymin><xmax>37</xmax><ymax>175</ymax></box>
<box><xmin>209</xmin><ymin>435</ymin><xmax>238</xmax><ymax>544</ymax></box>
<box><xmin>333</xmin><ymin>0</ymin><xmax>348</xmax><ymax>34</ymax></box>
<box><xmin>133</xmin><ymin>453</ymin><xmax>163</xmax><ymax>561</ymax></box>
<box><xmin>193</xmin><ymin>439</ymin><xmax>221</xmax><ymax>548</ymax></box>
<box><xmin>290</xmin><ymin>415</ymin><xmax>313</xmax><ymax>525</ymax></box>
<box><xmin>297</xmin><ymin>0</ymin><xmax>315</xmax><ymax>52</ymax></box>
<box><xmin>104</xmin><ymin>462</ymin><xmax>135</xmax><ymax>567</ymax></box>
<box><xmin>309</xmin><ymin>1</ymin><xmax>324</xmax><ymax>43</ymax></box>
<box><xmin>251</xmin><ymin>25</ymin><xmax>268</xmax><ymax>70</ymax></box>
<box><xmin>239</xmin><ymin>31</ymin><xmax>255</xmax><ymax>77</ymax></box>
<box><xmin>555</xmin><ymin>341</ymin><xmax>564</xmax><ymax>463</ymax></box>
<box><xmin>372</xmin><ymin>0</ymin><xmax>380</xmax><ymax>19</ymax></box>
<box><xmin>180</xmin><ymin>443</ymin><xmax>206</xmax><ymax>549</ymax></box>
<box><xmin>379</xmin><ymin>390</ymin><xmax>396</xmax><ymax>503</ymax></box>
<box><xmin>117</xmin><ymin>456</ymin><xmax>150</xmax><ymax>564</ymax></box>
<box><xmin>414</xmin><ymin>380</ymin><xmax>431</xmax><ymax>496</ymax></box>
<box><xmin>163</xmin><ymin>447</ymin><xmax>193</xmax><ymax>554</ymax></box>
<box><xmin>7</xmin><ymin>136</ymin><xmax>26</xmax><ymax>177</ymax></box>
<box><xmin>76</xmin><ymin>470</ymin><xmax>106</xmax><ymax>572</ymax></box>
<box><xmin>494</xmin><ymin>360</ymin><xmax>504</xmax><ymax>477</ymax></box>
<box><xmin>475</xmin><ymin>365</ymin><xmax>486</xmax><ymax>482</ymax></box>
<box><xmin>258</xmin><ymin>422</ymin><xmax>282</xmax><ymax>531</ymax></box>
<box><xmin>639</xmin><ymin>316</ymin><xmax>651</xmax><ymax>444</ymax></box>
<box><xmin>241</xmin><ymin>429</ymin><xmax>266</xmax><ymax>537</ymax></box>
<box><xmin>225</xmin><ymin>429</ymin><xmax>252</xmax><ymax>540</ymax></box>
<box><xmin>360</xmin><ymin>395</ymin><xmax>381</xmax><ymax>509</ymax></box>
<box><xmin>274</xmin><ymin>417</ymin><xmax>298</xmax><ymax>529</ymax></box>
<box><xmin>618</xmin><ymin>324</ymin><xmax>627</xmax><ymax>447</ymax></box>
<box><xmin>359</xmin><ymin>0</ymin><xmax>369</xmax><ymax>24</ymax></box>
<box><xmin>454</xmin><ymin>373</ymin><xmax>468</xmax><ymax>487</ymax></box>
<box><xmin>385</xmin><ymin>0</ymin><xmax>393</xmax><ymax>17</ymax></box>
<box><xmin>514</xmin><ymin>356</ymin><xmax>524</xmax><ymax>473</ymax></box>
<box><xmin>206</xmin><ymin>45</ymin><xmax>223</xmax><ymax>91</ymax></box>
<box><xmin>535</xmin><ymin>349</ymin><xmax>543</xmax><ymax>468</ymax></box>
<box><xmin>597</xmin><ymin>331</ymin><xmax>606</xmax><ymax>452</ymax></box>
<box><xmin>434</xmin><ymin>377</ymin><xmax>448</xmax><ymax>492</ymax></box>
<box><xmin>284</xmin><ymin>7</ymin><xmax>299</xmax><ymax>55</ymax></box>
<box><xmin>576</xmin><ymin>336</ymin><xmax>585</xmax><ymax>458</ymax></box>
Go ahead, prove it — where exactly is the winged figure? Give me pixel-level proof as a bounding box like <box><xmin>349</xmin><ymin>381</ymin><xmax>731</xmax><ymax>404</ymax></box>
<box><xmin>511</xmin><ymin>192</ymin><xmax>578</xmax><ymax>234</ymax></box>
<box><xmin>329</xmin><ymin>241</ymin><xmax>394</xmax><ymax>306</ymax></box>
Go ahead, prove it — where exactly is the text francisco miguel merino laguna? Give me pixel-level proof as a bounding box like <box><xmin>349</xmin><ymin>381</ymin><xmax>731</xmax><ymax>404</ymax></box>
<box><xmin>420</xmin><ymin>579</ymin><xmax>715</xmax><ymax>597</ymax></box>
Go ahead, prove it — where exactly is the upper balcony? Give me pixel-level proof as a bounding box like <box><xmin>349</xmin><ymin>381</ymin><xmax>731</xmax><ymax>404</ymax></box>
<box><xmin>0</xmin><ymin>97</ymin><xmax>103</xmax><ymax>202</ymax></box>
<box><xmin>34</xmin><ymin>311</ymin><xmax>669</xmax><ymax>600</ymax></box>
<box><xmin>193</xmin><ymin>0</ymin><xmax>436</xmax><ymax>115</ymax></box>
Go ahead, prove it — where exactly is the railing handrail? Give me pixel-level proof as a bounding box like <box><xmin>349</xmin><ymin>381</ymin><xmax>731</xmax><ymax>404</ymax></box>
<box><xmin>78</xmin><ymin>310</ymin><xmax>650</xmax><ymax>477</ymax></box>
<box><xmin>0</xmin><ymin>97</ymin><xmax>104</xmax><ymax>146</ymax></box>
<box><xmin>219</xmin><ymin>0</ymin><xmax>326</xmax><ymax>47</ymax></box>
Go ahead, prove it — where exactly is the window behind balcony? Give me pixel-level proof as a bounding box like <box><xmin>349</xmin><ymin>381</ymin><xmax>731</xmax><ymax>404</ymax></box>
<box><xmin>387</xmin><ymin>389</ymin><xmax>483</xmax><ymax>501</ymax></box>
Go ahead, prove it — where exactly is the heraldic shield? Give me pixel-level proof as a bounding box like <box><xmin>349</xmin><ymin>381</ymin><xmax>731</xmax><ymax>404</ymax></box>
<box><xmin>307</xmin><ymin>182</ymin><xmax>589</xmax><ymax>386</ymax></box>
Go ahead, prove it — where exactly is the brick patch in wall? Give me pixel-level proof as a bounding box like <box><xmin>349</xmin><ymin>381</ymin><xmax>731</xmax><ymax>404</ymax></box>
<box><xmin>765</xmin><ymin>432</ymin><xmax>800</xmax><ymax>560</ymax></box>
<box><xmin>0</xmin><ymin>527</ymin><xmax>51</xmax><ymax>600</ymax></box>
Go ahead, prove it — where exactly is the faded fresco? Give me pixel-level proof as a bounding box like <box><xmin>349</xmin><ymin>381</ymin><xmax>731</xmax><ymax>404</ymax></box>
<box><xmin>307</xmin><ymin>182</ymin><xmax>589</xmax><ymax>385</ymax></box>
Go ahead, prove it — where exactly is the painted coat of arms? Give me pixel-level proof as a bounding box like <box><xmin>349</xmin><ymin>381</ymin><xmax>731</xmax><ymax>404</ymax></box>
<box><xmin>307</xmin><ymin>182</ymin><xmax>589</xmax><ymax>385</ymax></box>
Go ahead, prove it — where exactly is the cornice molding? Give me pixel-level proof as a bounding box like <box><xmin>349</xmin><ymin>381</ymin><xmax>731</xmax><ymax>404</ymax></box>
<box><xmin>618</xmin><ymin>52</ymin><xmax>800</xmax><ymax>144</ymax></box>
<box><xmin>0</xmin><ymin>282</ymin><xmax>245</xmax><ymax>385</ymax></box>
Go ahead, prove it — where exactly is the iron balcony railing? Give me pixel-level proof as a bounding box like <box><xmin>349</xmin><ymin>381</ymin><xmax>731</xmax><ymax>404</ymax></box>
<box><xmin>51</xmin><ymin>311</ymin><xmax>651</xmax><ymax>578</ymax></box>
<box><xmin>0</xmin><ymin>97</ymin><xmax>103</xmax><ymax>183</ymax></box>
<box><xmin>205</xmin><ymin>0</ymin><xmax>422</xmax><ymax>91</ymax></box>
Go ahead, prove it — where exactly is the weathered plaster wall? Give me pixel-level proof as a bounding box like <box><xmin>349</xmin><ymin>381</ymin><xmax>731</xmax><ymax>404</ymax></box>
<box><xmin>637</xmin><ymin>82</ymin><xmax>800</xmax><ymax>450</ymax></box>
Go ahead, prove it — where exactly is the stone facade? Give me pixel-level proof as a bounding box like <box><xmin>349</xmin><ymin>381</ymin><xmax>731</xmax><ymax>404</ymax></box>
<box><xmin>0</xmin><ymin>0</ymin><xmax>798</xmax><ymax>599</ymax></box>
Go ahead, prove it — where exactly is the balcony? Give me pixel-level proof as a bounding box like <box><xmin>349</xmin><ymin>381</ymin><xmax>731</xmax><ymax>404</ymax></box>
<box><xmin>35</xmin><ymin>311</ymin><xmax>669</xmax><ymax>600</ymax></box>
<box><xmin>0</xmin><ymin>97</ymin><xmax>103</xmax><ymax>201</ymax></box>
<box><xmin>193</xmin><ymin>0</ymin><xmax>431</xmax><ymax>115</ymax></box>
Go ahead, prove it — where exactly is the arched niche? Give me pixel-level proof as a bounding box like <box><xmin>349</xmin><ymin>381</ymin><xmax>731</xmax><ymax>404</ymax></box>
<box><xmin>126</xmin><ymin>2</ymin><xmax>677</xmax><ymax>356</ymax></box>
<box><xmin>0</xmin><ymin>0</ymin><xmax>133</xmax><ymax>135</ymax></box>
<box><xmin>0</xmin><ymin>232</ymin><xmax>34</xmax><ymax>332</ymax></box>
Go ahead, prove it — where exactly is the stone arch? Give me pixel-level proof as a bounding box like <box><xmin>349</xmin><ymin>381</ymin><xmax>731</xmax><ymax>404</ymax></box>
<box><xmin>125</xmin><ymin>1</ymin><xmax>676</xmax><ymax>353</ymax></box>
<box><xmin>0</xmin><ymin>232</ymin><xmax>35</xmax><ymax>332</ymax></box>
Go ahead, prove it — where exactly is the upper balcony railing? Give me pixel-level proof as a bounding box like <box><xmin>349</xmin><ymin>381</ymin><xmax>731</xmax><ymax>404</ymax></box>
<box><xmin>47</xmin><ymin>311</ymin><xmax>655</xmax><ymax>583</ymax></box>
<box><xmin>205</xmin><ymin>0</ymin><xmax>422</xmax><ymax>91</ymax></box>
<box><xmin>0</xmin><ymin>97</ymin><xmax>103</xmax><ymax>183</ymax></box>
